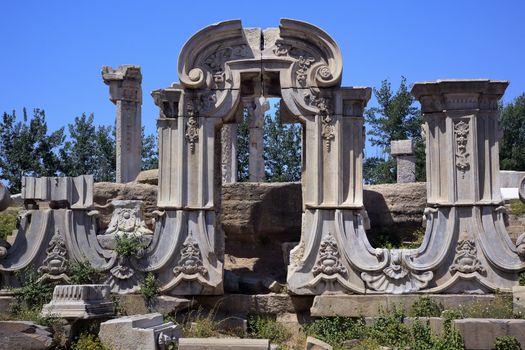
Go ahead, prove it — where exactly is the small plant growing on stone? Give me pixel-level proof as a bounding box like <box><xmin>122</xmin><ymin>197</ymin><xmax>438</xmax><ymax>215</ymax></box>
<box><xmin>248</xmin><ymin>315</ymin><xmax>290</xmax><ymax>346</ymax></box>
<box><xmin>495</xmin><ymin>335</ymin><xmax>522</xmax><ymax>350</ymax></box>
<box><xmin>115</xmin><ymin>234</ymin><xmax>147</xmax><ymax>258</ymax></box>
<box><xmin>518</xmin><ymin>272</ymin><xmax>525</xmax><ymax>286</ymax></box>
<box><xmin>69</xmin><ymin>259</ymin><xmax>104</xmax><ymax>284</ymax></box>
<box><xmin>139</xmin><ymin>272</ymin><xmax>160</xmax><ymax>309</ymax></box>
<box><xmin>367</xmin><ymin>306</ymin><xmax>411</xmax><ymax>349</ymax></box>
<box><xmin>304</xmin><ymin>316</ymin><xmax>366</xmax><ymax>348</ymax></box>
<box><xmin>411</xmin><ymin>319</ymin><xmax>435</xmax><ymax>350</ymax></box>
<box><xmin>433</xmin><ymin>315</ymin><xmax>465</xmax><ymax>350</ymax></box>
<box><xmin>410</xmin><ymin>296</ymin><xmax>443</xmax><ymax>317</ymax></box>
<box><xmin>71</xmin><ymin>332</ymin><xmax>109</xmax><ymax>350</ymax></box>
<box><xmin>11</xmin><ymin>266</ymin><xmax>55</xmax><ymax>320</ymax></box>
<box><xmin>458</xmin><ymin>290</ymin><xmax>514</xmax><ymax>319</ymax></box>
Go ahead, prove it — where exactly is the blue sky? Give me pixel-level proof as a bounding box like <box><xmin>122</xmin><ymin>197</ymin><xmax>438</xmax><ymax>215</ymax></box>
<box><xmin>1</xmin><ymin>0</ymin><xmax>524</xmax><ymax>158</ymax></box>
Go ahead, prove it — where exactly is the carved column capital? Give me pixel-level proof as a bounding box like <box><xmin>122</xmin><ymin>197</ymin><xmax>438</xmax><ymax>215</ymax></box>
<box><xmin>102</xmin><ymin>65</ymin><xmax>142</xmax><ymax>104</ymax></box>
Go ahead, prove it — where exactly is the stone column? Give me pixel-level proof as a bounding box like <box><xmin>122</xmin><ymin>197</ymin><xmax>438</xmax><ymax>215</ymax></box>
<box><xmin>409</xmin><ymin>79</ymin><xmax>525</xmax><ymax>293</ymax></box>
<box><xmin>221</xmin><ymin>123</ymin><xmax>237</xmax><ymax>183</ymax></box>
<box><xmin>391</xmin><ymin>139</ymin><xmax>416</xmax><ymax>183</ymax></box>
<box><xmin>246</xmin><ymin>96</ymin><xmax>269</xmax><ymax>182</ymax></box>
<box><xmin>102</xmin><ymin>65</ymin><xmax>142</xmax><ymax>183</ymax></box>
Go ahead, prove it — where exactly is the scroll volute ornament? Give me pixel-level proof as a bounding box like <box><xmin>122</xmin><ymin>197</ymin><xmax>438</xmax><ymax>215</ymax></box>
<box><xmin>278</xmin><ymin>19</ymin><xmax>343</xmax><ymax>88</ymax></box>
<box><xmin>177</xmin><ymin>20</ymin><xmax>251</xmax><ymax>90</ymax></box>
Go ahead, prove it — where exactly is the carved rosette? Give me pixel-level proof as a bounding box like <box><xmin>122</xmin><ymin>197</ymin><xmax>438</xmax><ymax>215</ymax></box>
<box><xmin>450</xmin><ymin>236</ymin><xmax>485</xmax><ymax>274</ymax></box>
<box><xmin>173</xmin><ymin>235</ymin><xmax>207</xmax><ymax>277</ymax></box>
<box><xmin>361</xmin><ymin>250</ymin><xmax>433</xmax><ymax>294</ymax></box>
<box><xmin>38</xmin><ymin>231</ymin><xmax>71</xmax><ymax>283</ymax></box>
<box><xmin>312</xmin><ymin>234</ymin><xmax>346</xmax><ymax>276</ymax></box>
<box><xmin>454</xmin><ymin>120</ymin><xmax>470</xmax><ymax>178</ymax></box>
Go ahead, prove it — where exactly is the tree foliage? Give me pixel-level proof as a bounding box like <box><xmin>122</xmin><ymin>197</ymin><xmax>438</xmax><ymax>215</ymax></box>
<box><xmin>263</xmin><ymin>107</ymin><xmax>301</xmax><ymax>182</ymax></box>
<box><xmin>364</xmin><ymin>77</ymin><xmax>424</xmax><ymax>184</ymax></box>
<box><xmin>141</xmin><ymin>127</ymin><xmax>158</xmax><ymax>171</ymax></box>
<box><xmin>0</xmin><ymin>109</ymin><xmax>64</xmax><ymax>192</ymax></box>
<box><xmin>0</xmin><ymin>108</ymin><xmax>158</xmax><ymax>190</ymax></box>
<box><xmin>500</xmin><ymin>93</ymin><xmax>525</xmax><ymax>171</ymax></box>
<box><xmin>236</xmin><ymin>102</ymin><xmax>302</xmax><ymax>182</ymax></box>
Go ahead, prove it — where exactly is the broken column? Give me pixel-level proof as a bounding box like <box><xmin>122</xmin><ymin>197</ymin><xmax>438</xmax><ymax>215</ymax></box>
<box><xmin>391</xmin><ymin>139</ymin><xmax>416</xmax><ymax>183</ymax></box>
<box><xmin>246</xmin><ymin>96</ymin><xmax>269</xmax><ymax>182</ymax></box>
<box><xmin>102</xmin><ymin>65</ymin><xmax>142</xmax><ymax>183</ymax></box>
<box><xmin>221</xmin><ymin>123</ymin><xmax>238</xmax><ymax>183</ymax></box>
<box><xmin>41</xmin><ymin>284</ymin><xmax>114</xmax><ymax>319</ymax></box>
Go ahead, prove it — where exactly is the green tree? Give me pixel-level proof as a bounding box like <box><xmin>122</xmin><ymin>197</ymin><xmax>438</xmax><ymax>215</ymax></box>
<box><xmin>0</xmin><ymin>109</ymin><xmax>64</xmax><ymax>192</ymax></box>
<box><xmin>236</xmin><ymin>102</ymin><xmax>302</xmax><ymax>182</ymax></box>
<box><xmin>237</xmin><ymin>108</ymin><xmax>250</xmax><ymax>182</ymax></box>
<box><xmin>59</xmin><ymin>113</ymin><xmax>97</xmax><ymax>177</ymax></box>
<box><xmin>141</xmin><ymin>127</ymin><xmax>158</xmax><ymax>171</ymax></box>
<box><xmin>94</xmin><ymin>125</ymin><xmax>116</xmax><ymax>182</ymax></box>
<box><xmin>364</xmin><ymin>77</ymin><xmax>424</xmax><ymax>184</ymax></box>
<box><xmin>363</xmin><ymin>156</ymin><xmax>396</xmax><ymax>185</ymax></box>
<box><xmin>263</xmin><ymin>106</ymin><xmax>302</xmax><ymax>182</ymax></box>
<box><xmin>500</xmin><ymin>93</ymin><xmax>525</xmax><ymax>170</ymax></box>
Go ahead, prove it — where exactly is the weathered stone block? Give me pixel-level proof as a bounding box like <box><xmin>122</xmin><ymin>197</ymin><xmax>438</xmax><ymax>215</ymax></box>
<box><xmin>391</xmin><ymin>139</ymin><xmax>414</xmax><ymax>155</ymax></box>
<box><xmin>0</xmin><ymin>321</ymin><xmax>54</xmax><ymax>350</ymax></box>
<box><xmin>41</xmin><ymin>284</ymin><xmax>113</xmax><ymax>319</ymax></box>
<box><xmin>21</xmin><ymin>176</ymin><xmax>93</xmax><ymax>208</ymax></box>
<box><xmin>99</xmin><ymin>313</ymin><xmax>181</xmax><ymax>350</ymax></box>
<box><xmin>310</xmin><ymin>294</ymin><xmax>496</xmax><ymax>317</ymax></box>
<box><xmin>178</xmin><ymin>338</ymin><xmax>270</xmax><ymax>350</ymax></box>
<box><xmin>453</xmin><ymin>318</ymin><xmax>525</xmax><ymax>350</ymax></box>
<box><xmin>396</xmin><ymin>155</ymin><xmax>416</xmax><ymax>183</ymax></box>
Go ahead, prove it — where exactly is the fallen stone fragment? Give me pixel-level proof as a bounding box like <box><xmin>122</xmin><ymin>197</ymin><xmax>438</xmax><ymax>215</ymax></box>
<box><xmin>0</xmin><ymin>321</ymin><xmax>54</xmax><ymax>350</ymax></box>
<box><xmin>305</xmin><ymin>336</ymin><xmax>333</xmax><ymax>350</ymax></box>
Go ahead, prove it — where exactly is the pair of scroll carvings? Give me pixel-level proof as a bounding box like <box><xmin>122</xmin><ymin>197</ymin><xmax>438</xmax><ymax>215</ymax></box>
<box><xmin>361</xmin><ymin>250</ymin><xmax>433</xmax><ymax>294</ymax></box>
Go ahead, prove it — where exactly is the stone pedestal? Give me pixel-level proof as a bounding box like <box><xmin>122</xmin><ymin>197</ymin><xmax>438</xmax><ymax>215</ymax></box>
<box><xmin>41</xmin><ymin>284</ymin><xmax>114</xmax><ymax>319</ymax></box>
<box><xmin>391</xmin><ymin>139</ymin><xmax>416</xmax><ymax>183</ymax></box>
<box><xmin>102</xmin><ymin>65</ymin><xmax>142</xmax><ymax>183</ymax></box>
<box><xmin>410</xmin><ymin>79</ymin><xmax>525</xmax><ymax>293</ymax></box>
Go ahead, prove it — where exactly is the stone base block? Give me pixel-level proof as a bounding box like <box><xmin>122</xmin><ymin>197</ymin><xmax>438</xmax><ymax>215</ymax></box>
<box><xmin>453</xmin><ymin>318</ymin><xmax>525</xmax><ymax>350</ymax></box>
<box><xmin>99</xmin><ymin>313</ymin><xmax>181</xmax><ymax>350</ymax></box>
<box><xmin>310</xmin><ymin>294</ymin><xmax>496</xmax><ymax>317</ymax></box>
<box><xmin>41</xmin><ymin>284</ymin><xmax>113</xmax><ymax>319</ymax></box>
<box><xmin>178</xmin><ymin>338</ymin><xmax>270</xmax><ymax>350</ymax></box>
<box><xmin>195</xmin><ymin>294</ymin><xmax>314</xmax><ymax>316</ymax></box>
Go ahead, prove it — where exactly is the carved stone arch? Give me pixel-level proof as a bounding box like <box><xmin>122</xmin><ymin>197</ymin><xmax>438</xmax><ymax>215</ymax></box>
<box><xmin>152</xmin><ymin>19</ymin><xmax>371</xmax><ymax>295</ymax></box>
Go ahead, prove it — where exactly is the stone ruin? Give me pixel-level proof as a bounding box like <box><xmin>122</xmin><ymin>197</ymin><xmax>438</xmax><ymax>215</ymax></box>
<box><xmin>1</xmin><ymin>19</ymin><xmax>524</xmax><ymax>301</ymax></box>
